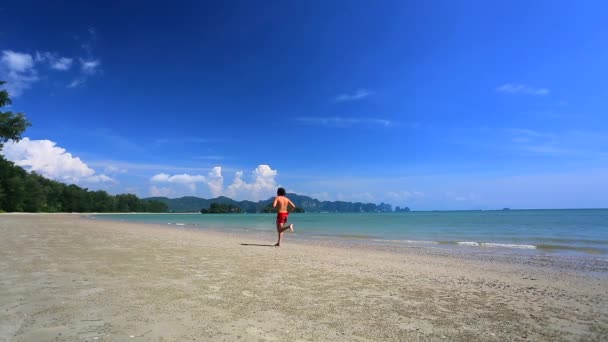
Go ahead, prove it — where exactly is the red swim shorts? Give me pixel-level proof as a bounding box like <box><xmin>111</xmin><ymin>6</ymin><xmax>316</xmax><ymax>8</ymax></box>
<box><xmin>276</xmin><ymin>212</ymin><xmax>289</xmax><ymax>224</ymax></box>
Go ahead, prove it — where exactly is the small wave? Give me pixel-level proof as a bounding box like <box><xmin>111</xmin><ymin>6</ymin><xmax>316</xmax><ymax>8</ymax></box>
<box><xmin>480</xmin><ymin>243</ymin><xmax>536</xmax><ymax>249</ymax></box>
<box><xmin>458</xmin><ymin>241</ymin><xmax>479</xmax><ymax>247</ymax></box>
<box><xmin>456</xmin><ymin>241</ymin><xmax>536</xmax><ymax>249</ymax></box>
<box><xmin>175</xmin><ymin>223</ymin><xmax>186</xmax><ymax>226</ymax></box>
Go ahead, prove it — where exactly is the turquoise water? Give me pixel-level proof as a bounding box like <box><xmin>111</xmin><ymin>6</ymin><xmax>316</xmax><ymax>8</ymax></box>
<box><xmin>93</xmin><ymin>209</ymin><xmax>608</xmax><ymax>256</ymax></box>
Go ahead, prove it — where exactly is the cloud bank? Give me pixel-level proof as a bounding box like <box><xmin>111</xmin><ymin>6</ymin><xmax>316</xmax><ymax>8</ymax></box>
<box><xmin>150</xmin><ymin>164</ymin><xmax>278</xmax><ymax>200</ymax></box>
<box><xmin>2</xmin><ymin>138</ymin><xmax>114</xmax><ymax>184</ymax></box>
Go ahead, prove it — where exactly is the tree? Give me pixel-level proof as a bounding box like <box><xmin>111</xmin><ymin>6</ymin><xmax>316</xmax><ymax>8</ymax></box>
<box><xmin>0</xmin><ymin>81</ymin><xmax>31</xmax><ymax>150</ymax></box>
<box><xmin>23</xmin><ymin>176</ymin><xmax>45</xmax><ymax>212</ymax></box>
<box><xmin>201</xmin><ymin>203</ymin><xmax>242</xmax><ymax>213</ymax></box>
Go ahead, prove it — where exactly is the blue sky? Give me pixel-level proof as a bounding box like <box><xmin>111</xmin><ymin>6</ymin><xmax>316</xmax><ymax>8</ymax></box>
<box><xmin>1</xmin><ymin>1</ymin><xmax>607</xmax><ymax>210</ymax></box>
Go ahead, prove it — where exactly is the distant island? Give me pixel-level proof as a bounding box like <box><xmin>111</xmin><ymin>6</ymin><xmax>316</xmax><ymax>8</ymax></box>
<box><xmin>200</xmin><ymin>203</ymin><xmax>243</xmax><ymax>214</ymax></box>
<box><xmin>146</xmin><ymin>194</ymin><xmax>402</xmax><ymax>213</ymax></box>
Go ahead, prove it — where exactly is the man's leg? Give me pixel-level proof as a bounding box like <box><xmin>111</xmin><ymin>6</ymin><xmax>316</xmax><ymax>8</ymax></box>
<box><xmin>275</xmin><ymin>222</ymin><xmax>283</xmax><ymax>246</ymax></box>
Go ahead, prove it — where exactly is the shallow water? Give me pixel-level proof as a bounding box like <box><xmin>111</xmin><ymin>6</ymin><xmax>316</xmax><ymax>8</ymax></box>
<box><xmin>93</xmin><ymin>209</ymin><xmax>608</xmax><ymax>257</ymax></box>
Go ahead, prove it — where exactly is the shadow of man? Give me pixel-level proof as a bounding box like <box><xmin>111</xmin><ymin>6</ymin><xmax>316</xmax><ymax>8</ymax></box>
<box><xmin>240</xmin><ymin>243</ymin><xmax>276</xmax><ymax>247</ymax></box>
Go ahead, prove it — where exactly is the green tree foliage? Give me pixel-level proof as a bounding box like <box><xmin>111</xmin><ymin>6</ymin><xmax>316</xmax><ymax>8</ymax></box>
<box><xmin>0</xmin><ymin>156</ymin><xmax>169</xmax><ymax>213</ymax></box>
<box><xmin>200</xmin><ymin>203</ymin><xmax>243</xmax><ymax>214</ymax></box>
<box><xmin>0</xmin><ymin>81</ymin><xmax>31</xmax><ymax>149</ymax></box>
<box><xmin>0</xmin><ymin>165</ymin><xmax>167</xmax><ymax>214</ymax></box>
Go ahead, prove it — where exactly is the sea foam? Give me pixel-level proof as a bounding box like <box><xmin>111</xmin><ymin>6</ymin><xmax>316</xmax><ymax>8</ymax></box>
<box><xmin>480</xmin><ymin>242</ymin><xmax>536</xmax><ymax>249</ymax></box>
<box><xmin>457</xmin><ymin>241</ymin><xmax>536</xmax><ymax>249</ymax></box>
<box><xmin>458</xmin><ymin>241</ymin><xmax>480</xmax><ymax>247</ymax></box>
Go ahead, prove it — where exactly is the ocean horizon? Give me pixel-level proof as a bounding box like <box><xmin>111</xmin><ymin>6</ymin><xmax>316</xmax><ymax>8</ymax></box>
<box><xmin>93</xmin><ymin>208</ymin><xmax>608</xmax><ymax>257</ymax></box>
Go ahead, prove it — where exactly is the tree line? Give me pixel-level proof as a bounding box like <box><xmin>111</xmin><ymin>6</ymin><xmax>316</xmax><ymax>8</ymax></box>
<box><xmin>0</xmin><ymin>81</ymin><xmax>167</xmax><ymax>213</ymax></box>
<box><xmin>200</xmin><ymin>203</ymin><xmax>243</xmax><ymax>213</ymax></box>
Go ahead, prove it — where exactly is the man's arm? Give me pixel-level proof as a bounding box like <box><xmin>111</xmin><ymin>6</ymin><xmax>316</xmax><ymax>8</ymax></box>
<box><xmin>289</xmin><ymin>199</ymin><xmax>296</xmax><ymax>211</ymax></box>
<box><xmin>272</xmin><ymin>197</ymin><xmax>278</xmax><ymax>208</ymax></box>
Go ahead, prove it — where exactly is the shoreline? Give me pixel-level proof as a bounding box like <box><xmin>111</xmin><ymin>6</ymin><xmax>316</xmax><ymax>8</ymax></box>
<box><xmin>88</xmin><ymin>212</ymin><xmax>608</xmax><ymax>267</ymax></box>
<box><xmin>1</xmin><ymin>214</ymin><xmax>607</xmax><ymax>340</ymax></box>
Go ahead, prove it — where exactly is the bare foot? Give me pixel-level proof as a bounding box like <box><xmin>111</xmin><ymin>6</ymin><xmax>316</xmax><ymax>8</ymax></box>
<box><xmin>274</xmin><ymin>243</ymin><xmax>280</xmax><ymax>247</ymax></box>
<box><xmin>289</xmin><ymin>224</ymin><xmax>294</xmax><ymax>232</ymax></box>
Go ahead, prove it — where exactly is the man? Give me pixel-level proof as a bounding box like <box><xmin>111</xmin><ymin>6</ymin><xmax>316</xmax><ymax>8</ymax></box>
<box><xmin>273</xmin><ymin>187</ymin><xmax>295</xmax><ymax>246</ymax></box>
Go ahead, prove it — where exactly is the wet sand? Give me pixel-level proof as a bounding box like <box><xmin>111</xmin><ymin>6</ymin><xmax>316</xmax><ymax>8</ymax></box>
<box><xmin>1</xmin><ymin>214</ymin><xmax>607</xmax><ymax>341</ymax></box>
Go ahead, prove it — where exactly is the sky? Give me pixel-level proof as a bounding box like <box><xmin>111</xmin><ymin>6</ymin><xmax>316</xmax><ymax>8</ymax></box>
<box><xmin>1</xmin><ymin>1</ymin><xmax>607</xmax><ymax>210</ymax></box>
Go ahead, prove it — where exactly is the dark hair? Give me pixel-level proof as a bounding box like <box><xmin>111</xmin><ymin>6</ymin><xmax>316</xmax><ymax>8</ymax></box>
<box><xmin>277</xmin><ymin>187</ymin><xmax>286</xmax><ymax>196</ymax></box>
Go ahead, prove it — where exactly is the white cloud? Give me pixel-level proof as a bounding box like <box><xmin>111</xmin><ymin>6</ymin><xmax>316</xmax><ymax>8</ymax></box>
<box><xmin>150</xmin><ymin>173</ymin><xmax>170</xmax><ymax>182</ymax></box>
<box><xmin>66</xmin><ymin>59</ymin><xmax>101</xmax><ymax>88</ymax></box>
<box><xmin>1</xmin><ymin>138</ymin><xmax>114</xmax><ymax>183</ymax></box>
<box><xmin>225</xmin><ymin>165</ymin><xmax>278</xmax><ymax>200</ymax></box>
<box><xmin>35</xmin><ymin>51</ymin><xmax>73</xmax><ymax>70</ymax></box>
<box><xmin>207</xmin><ymin>166</ymin><xmax>224</xmax><ymax>197</ymax></box>
<box><xmin>297</xmin><ymin>116</ymin><xmax>392</xmax><ymax>128</ymax></box>
<box><xmin>334</xmin><ymin>89</ymin><xmax>374</xmax><ymax>102</ymax></box>
<box><xmin>85</xmin><ymin>174</ymin><xmax>116</xmax><ymax>183</ymax></box>
<box><xmin>149</xmin><ymin>185</ymin><xmax>175</xmax><ymax>197</ymax></box>
<box><xmin>150</xmin><ymin>172</ymin><xmax>207</xmax><ymax>192</ymax></box>
<box><xmin>0</xmin><ymin>50</ymin><xmax>39</xmax><ymax>97</ymax></box>
<box><xmin>51</xmin><ymin>57</ymin><xmax>73</xmax><ymax>70</ymax></box>
<box><xmin>67</xmin><ymin>78</ymin><xmax>84</xmax><ymax>88</ymax></box>
<box><xmin>496</xmin><ymin>83</ymin><xmax>549</xmax><ymax>96</ymax></box>
<box><xmin>1</xmin><ymin>42</ymin><xmax>100</xmax><ymax>95</ymax></box>
<box><xmin>104</xmin><ymin>165</ymin><xmax>128</xmax><ymax>174</ymax></box>
<box><xmin>150</xmin><ymin>164</ymin><xmax>279</xmax><ymax>200</ymax></box>
<box><xmin>80</xmin><ymin>58</ymin><xmax>100</xmax><ymax>74</ymax></box>
<box><xmin>2</xmin><ymin>50</ymin><xmax>34</xmax><ymax>72</ymax></box>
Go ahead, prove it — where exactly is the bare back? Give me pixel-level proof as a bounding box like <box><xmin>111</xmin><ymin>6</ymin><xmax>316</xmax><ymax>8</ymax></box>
<box><xmin>273</xmin><ymin>196</ymin><xmax>295</xmax><ymax>213</ymax></box>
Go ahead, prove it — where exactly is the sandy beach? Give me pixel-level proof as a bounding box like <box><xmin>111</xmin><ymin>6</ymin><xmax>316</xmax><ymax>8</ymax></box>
<box><xmin>1</xmin><ymin>214</ymin><xmax>607</xmax><ymax>341</ymax></box>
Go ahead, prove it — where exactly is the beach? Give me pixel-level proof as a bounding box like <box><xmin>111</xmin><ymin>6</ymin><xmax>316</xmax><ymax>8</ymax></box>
<box><xmin>1</xmin><ymin>214</ymin><xmax>607</xmax><ymax>341</ymax></box>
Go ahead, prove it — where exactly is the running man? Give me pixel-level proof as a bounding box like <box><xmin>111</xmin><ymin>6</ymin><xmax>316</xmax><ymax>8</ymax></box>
<box><xmin>273</xmin><ymin>187</ymin><xmax>295</xmax><ymax>246</ymax></box>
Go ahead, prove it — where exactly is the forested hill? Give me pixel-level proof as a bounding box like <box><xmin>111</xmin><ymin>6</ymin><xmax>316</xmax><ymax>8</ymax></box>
<box><xmin>0</xmin><ymin>157</ymin><xmax>168</xmax><ymax>213</ymax></box>
<box><xmin>146</xmin><ymin>193</ymin><xmax>393</xmax><ymax>213</ymax></box>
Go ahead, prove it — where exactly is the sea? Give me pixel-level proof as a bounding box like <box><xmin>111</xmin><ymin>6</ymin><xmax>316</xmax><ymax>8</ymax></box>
<box><xmin>92</xmin><ymin>209</ymin><xmax>608</xmax><ymax>257</ymax></box>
